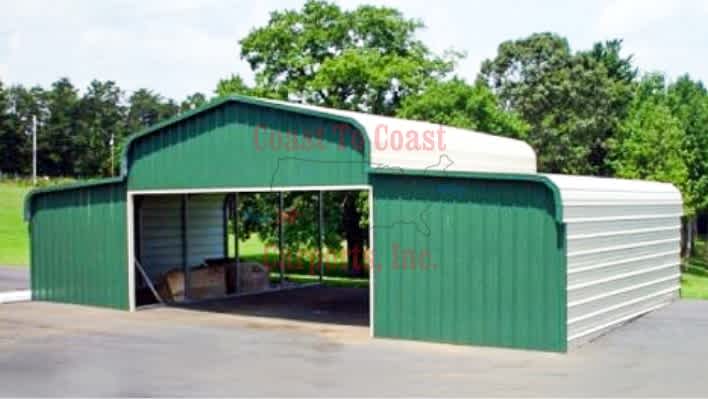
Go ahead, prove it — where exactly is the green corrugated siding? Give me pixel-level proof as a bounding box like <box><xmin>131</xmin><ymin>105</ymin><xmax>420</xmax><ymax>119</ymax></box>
<box><xmin>29</xmin><ymin>181</ymin><xmax>128</xmax><ymax>309</ymax></box>
<box><xmin>372</xmin><ymin>173</ymin><xmax>566</xmax><ymax>352</ymax></box>
<box><xmin>127</xmin><ymin>102</ymin><xmax>368</xmax><ymax>190</ymax></box>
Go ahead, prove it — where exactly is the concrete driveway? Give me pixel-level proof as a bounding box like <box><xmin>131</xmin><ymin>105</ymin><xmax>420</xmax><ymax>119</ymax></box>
<box><xmin>0</xmin><ymin>298</ymin><xmax>706</xmax><ymax>396</ymax></box>
<box><xmin>0</xmin><ymin>266</ymin><xmax>28</xmax><ymax>291</ymax></box>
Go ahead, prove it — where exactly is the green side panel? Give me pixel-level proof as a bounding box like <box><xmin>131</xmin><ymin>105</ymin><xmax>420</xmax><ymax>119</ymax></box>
<box><xmin>29</xmin><ymin>181</ymin><xmax>128</xmax><ymax>310</ymax></box>
<box><xmin>371</xmin><ymin>173</ymin><xmax>566</xmax><ymax>352</ymax></box>
<box><xmin>127</xmin><ymin>102</ymin><xmax>368</xmax><ymax>190</ymax></box>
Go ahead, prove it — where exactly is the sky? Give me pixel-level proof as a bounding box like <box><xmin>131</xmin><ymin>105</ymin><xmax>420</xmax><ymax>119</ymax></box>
<box><xmin>1</xmin><ymin>0</ymin><xmax>707</xmax><ymax>101</ymax></box>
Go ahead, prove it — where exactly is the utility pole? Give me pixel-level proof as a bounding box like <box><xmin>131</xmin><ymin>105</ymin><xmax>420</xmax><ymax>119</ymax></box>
<box><xmin>109</xmin><ymin>133</ymin><xmax>115</xmax><ymax>176</ymax></box>
<box><xmin>31</xmin><ymin>115</ymin><xmax>37</xmax><ymax>185</ymax></box>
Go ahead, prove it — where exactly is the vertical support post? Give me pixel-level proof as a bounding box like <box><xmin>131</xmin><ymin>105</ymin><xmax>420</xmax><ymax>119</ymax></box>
<box><xmin>127</xmin><ymin>193</ymin><xmax>136</xmax><ymax>311</ymax></box>
<box><xmin>31</xmin><ymin>115</ymin><xmax>37</xmax><ymax>186</ymax></box>
<box><xmin>110</xmin><ymin>133</ymin><xmax>115</xmax><ymax>177</ymax></box>
<box><xmin>318</xmin><ymin>191</ymin><xmax>324</xmax><ymax>283</ymax></box>
<box><xmin>687</xmin><ymin>217</ymin><xmax>694</xmax><ymax>257</ymax></box>
<box><xmin>182</xmin><ymin>194</ymin><xmax>191</xmax><ymax>300</ymax></box>
<box><xmin>135</xmin><ymin>197</ymin><xmax>143</xmax><ymax>262</ymax></box>
<box><xmin>278</xmin><ymin>192</ymin><xmax>285</xmax><ymax>285</ymax></box>
<box><xmin>368</xmin><ymin>187</ymin><xmax>374</xmax><ymax>337</ymax></box>
<box><xmin>234</xmin><ymin>193</ymin><xmax>240</xmax><ymax>293</ymax></box>
<box><xmin>234</xmin><ymin>193</ymin><xmax>240</xmax><ymax>262</ymax></box>
<box><xmin>222</xmin><ymin>195</ymin><xmax>229</xmax><ymax>258</ymax></box>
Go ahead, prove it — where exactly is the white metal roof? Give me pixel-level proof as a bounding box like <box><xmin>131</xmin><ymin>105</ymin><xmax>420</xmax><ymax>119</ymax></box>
<box><xmin>261</xmin><ymin>98</ymin><xmax>538</xmax><ymax>174</ymax></box>
<box><xmin>544</xmin><ymin>174</ymin><xmax>683</xmax><ymax>220</ymax></box>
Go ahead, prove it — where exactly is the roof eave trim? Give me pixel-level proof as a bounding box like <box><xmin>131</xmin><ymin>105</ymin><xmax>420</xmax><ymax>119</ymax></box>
<box><xmin>24</xmin><ymin>177</ymin><xmax>125</xmax><ymax>221</ymax></box>
<box><xmin>369</xmin><ymin>167</ymin><xmax>564</xmax><ymax>223</ymax></box>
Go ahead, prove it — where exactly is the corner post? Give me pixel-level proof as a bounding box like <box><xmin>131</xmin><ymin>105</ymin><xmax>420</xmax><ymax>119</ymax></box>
<box><xmin>182</xmin><ymin>194</ymin><xmax>191</xmax><ymax>300</ymax></box>
<box><xmin>318</xmin><ymin>191</ymin><xmax>324</xmax><ymax>283</ymax></box>
<box><xmin>234</xmin><ymin>193</ymin><xmax>240</xmax><ymax>293</ymax></box>
<box><xmin>278</xmin><ymin>191</ymin><xmax>285</xmax><ymax>285</ymax></box>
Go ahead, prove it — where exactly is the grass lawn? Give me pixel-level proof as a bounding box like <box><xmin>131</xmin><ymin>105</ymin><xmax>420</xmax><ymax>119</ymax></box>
<box><xmin>0</xmin><ymin>181</ymin><xmax>31</xmax><ymax>266</ymax></box>
<box><xmin>269</xmin><ymin>273</ymin><xmax>369</xmax><ymax>288</ymax></box>
<box><xmin>231</xmin><ymin>234</ymin><xmax>369</xmax><ymax>288</ymax></box>
<box><xmin>682</xmin><ymin>239</ymin><xmax>708</xmax><ymax>299</ymax></box>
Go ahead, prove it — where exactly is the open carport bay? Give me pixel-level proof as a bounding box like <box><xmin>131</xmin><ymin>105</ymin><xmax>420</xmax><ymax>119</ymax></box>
<box><xmin>0</xmin><ymin>299</ymin><xmax>707</xmax><ymax>396</ymax></box>
<box><xmin>179</xmin><ymin>286</ymin><xmax>369</xmax><ymax>326</ymax></box>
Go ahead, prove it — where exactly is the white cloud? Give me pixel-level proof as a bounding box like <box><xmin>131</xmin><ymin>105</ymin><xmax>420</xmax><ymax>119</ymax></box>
<box><xmin>597</xmin><ymin>0</ymin><xmax>681</xmax><ymax>38</ymax></box>
<box><xmin>1</xmin><ymin>0</ymin><xmax>708</xmax><ymax>99</ymax></box>
<box><xmin>0</xmin><ymin>63</ymin><xmax>9</xmax><ymax>81</ymax></box>
<box><xmin>7</xmin><ymin>32</ymin><xmax>21</xmax><ymax>52</ymax></box>
<box><xmin>0</xmin><ymin>0</ymin><xmax>255</xmax><ymax>98</ymax></box>
<box><xmin>593</xmin><ymin>0</ymin><xmax>708</xmax><ymax>84</ymax></box>
<box><xmin>596</xmin><ymin>0</ymin><xmax>708</xmax><ymax>38</ymax></box>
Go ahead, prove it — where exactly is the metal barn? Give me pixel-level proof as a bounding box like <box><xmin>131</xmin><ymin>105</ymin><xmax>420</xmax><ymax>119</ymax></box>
<box><xmin>25</xmin><ymin>96</ymin><xmax>683</xmax><ymax>352</ymax></box>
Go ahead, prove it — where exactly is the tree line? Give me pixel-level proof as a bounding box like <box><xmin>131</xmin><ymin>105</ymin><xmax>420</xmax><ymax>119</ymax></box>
<box><xmin>0</xmin><ymin>79</ymin><xmax>207</xmax><ymax>178</ymax></box>
<box><xmin>1</xmin><ymin>1</ymin><xmax>707</xmax><ymax>271</ymax></box>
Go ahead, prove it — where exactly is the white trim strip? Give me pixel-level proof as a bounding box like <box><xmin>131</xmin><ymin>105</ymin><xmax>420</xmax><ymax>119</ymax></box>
<box><xmin>128</xmin><ymin>185</ymin><xmax>371</xmax><ymax>195</ymax></box>
<box><xmin>568</xmin><ymin>263</ymin><xmax>679</xmax><ymax>291</ymax></box>
<box><xmin>567</xmin><ymin>225</ymin><xmax>680</xmax><ymax>240</ymax></box>
<box><xmin>567</xmin><ymin>301</ymin><xmax>672</xmax><ymax>342</ymax></box>
<box><xmin>127</xmin><ymin>193</ymin><xmax>136</xmax><ymax>312</ymax></box>
<box><xmin>567</xmin><ymin>237</ymin><xmax>680</xmax><ymax>257</ymax></box>
<box><xmin>568</xmin><ymin>274</ymin><xmax>680</xmax><ymax>308</ymax></box>
<box><xmin>568</xmin><ymin>250</ymin><xmax>679</xmax><ymax>274</ymax></box>
<box><xmin>568</xmin><ymin>286</ymin><xmax>679</xmax><ymax>325</ymax></box>
<box><xmin>564</xmin><ymin>213</ymin><xmax>682</xmax><ymax>224</ymax></box>
<box><xmin>368</xmin><ymin>186</ymin><xmax>374</xmax><ymax>338</ymax></box>
<box><xmin>0</xmin><ymin>290</ymin><xmax>31</xmax><ymax>304</ymax></box>
<box><xmin>563</xmin><ymin>201</ymin><xmax>682</xmax><ymax>206</ymax></box>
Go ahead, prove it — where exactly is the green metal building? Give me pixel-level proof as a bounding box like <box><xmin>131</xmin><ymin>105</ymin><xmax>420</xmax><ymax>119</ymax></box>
<box><xmin>25</xmin><ymin>96</ymin><xmax>683</xmax><ymax>352</ymax></box>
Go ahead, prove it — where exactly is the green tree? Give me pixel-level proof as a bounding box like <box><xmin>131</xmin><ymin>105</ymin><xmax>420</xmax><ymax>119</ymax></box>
<box><xmin>74</xmin><ymin>80</ymin><xmax>126</xmax><ymax>177</ymax></box>
<box><xmin>43</xmin><ymin>78</ymin><xmax>80</xmax><ymax>176</ymax></box>
<box><xmin>215</xmin><ymin>75</ymin><xmax>253</xmax><ymax>97</ymax></box>
<box><xmin>180</xmin><ymin>92</ymin><xmax>207</xmax><ymax>113</ymax></box>
<box><xmin>396</xmin><ymin>77</ymin><xmax>529</xmax><ymax>137</ymax></box>
<box><xmin>239</xmin><ymin>0</ymin><xmax>456</xmax><ymax>114</ymax></box>
<box><xmin>479</xmin><ymin>33</ymin><xmax>636</xmax><ymax>174</ymax></box>
<box><xmin>668</xmin><ymin>75</ymin><xmax>708</xmax><ymax>213</ymax></box>
<box><xmin>3</xmin><ymin>85</ymin><xmax>47</xmax><ymax>175</ymax></box>
<box><xmin>0</xmin><ymin>80</ymin><xmax>17</xmax><ymax>174</ymax></box>
<box><xmin>126</xmin><ymin>89</ymin><xmax>179</xmax><ymax>134</ymax></box>
<box><xmin>239</xmin><ymin>192</ymin><xmax>352</xmax><ymax>252</ymax></box>
<box><xmin>236</xmin><ymin>190</ymin><xmax>369</xmax><ymax>276</ymax></box>
<box><xmin>608</xmin><ymin>74</ymin><xmax>691</xmax><ymax>211</ymax></box>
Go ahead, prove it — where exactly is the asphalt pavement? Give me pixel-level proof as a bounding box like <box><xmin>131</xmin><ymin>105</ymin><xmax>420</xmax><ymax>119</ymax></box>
<box><xmin>1</xmin><ymin>294</ymin><xmax>706</xmax><ymax>396</ymax></box>
<box><xmin>0</xmin><ymin>266</ymin><xmax>28</xmax><ymax>291</ymax></box>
